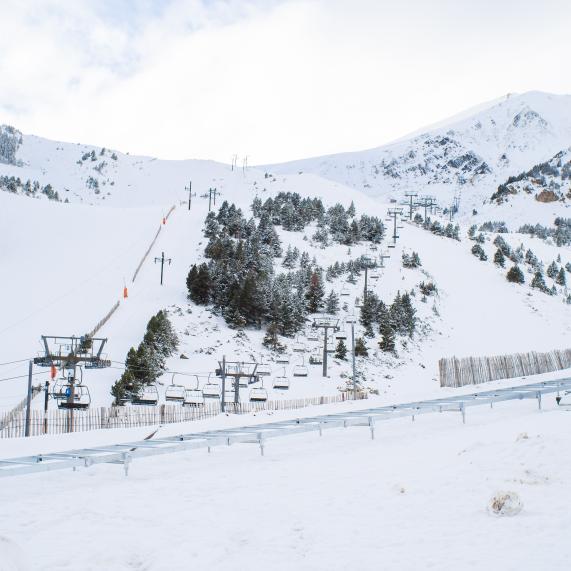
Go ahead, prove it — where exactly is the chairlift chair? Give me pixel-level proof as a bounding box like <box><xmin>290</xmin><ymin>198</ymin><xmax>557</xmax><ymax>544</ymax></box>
<box><xmin>184</xmin><ymin>377</ymin><xmax>204</xmax><ymax>406</ymax></box>
<box><xmin>131</xmin><ymin>384</ymin><xmax>159</xmax><ymax>406</ymax></box>
<box><xmin>165</xmin><ymin>374</ymin><xmax>186</xmax><ymax>402</ymax></box>
<box><xmin>309</xmin><ymin>352</ymin><xmax>323</xmax><ymax>365</ymax></box>
<box><xmin>249</xmin><ymin>385</ymin><xmax>268</xmax><ymax>402</ymax></box>
<box><xmin>202</xmin><ymin>375</ymin><xmax>222</xmax><ymax>399</ymax></box>
<box><xmin>326</xmin><ymin>341</ymin><xmax>336</xmax><ymax>353</ymax></box>
<box><xmin>335</xmin><ymin>324</ymin><xmax>347</xmax><ymax>341</ymax></box>
<box><xmin>340</xmin><ymin>287</ymin><xmax>350</xmax><ymax>297</ymax></box>
<box><xmin>355</xmin><ymin>297</ymin><xmax>362</xmax><ymax>308</ymax></box>
<box><xmin>57</xmin><ymin>384</ymin><xmax>91</xmax><ymax>410</ymax></box>
<box><xmin>256</xmin><ymin>357</ymin><xmax>272</xmax><ymax>377</ymax></box>
<box><xmin>293</xmin><ymin>337</ymin><xmax>306</xmax><ymax>352</ymax></box>
<box><xmin>370</xmin><ymin>271</ymin><xmax>380</xmax><ymax>280</ymax></box>
<box><xmin>276</xmin><ymin>355</ymin><xmax>290</xmax><ymax>365</ymax></box>
<box><xmin>51</xmin><ymin>377</ymin><xmax>68</xmax><ymax>400</ymax></box>
<box><xmin>293</xmin><ymin>357</ymin><xmax>309</xmax><ymax>377</ymax></box>
<box><xmin>273</xmin><ymin>368</ymin><xmax>290</xmax><ymax>390</ymax></box>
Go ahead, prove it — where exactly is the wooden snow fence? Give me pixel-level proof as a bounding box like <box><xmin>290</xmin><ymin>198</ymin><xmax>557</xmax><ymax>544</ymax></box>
<box><xmin>131</xmin><ymin>204</ymin><xmax>176</xmax><ymax>283</ymax></box>
<box><xmin>439</xmin><ymin>348</ymin><xmax>571</xmax><ymax>388</ymax></box>
<box><xmin>0</xmin><ymin>392</ymin><xmax>367</xmax><ymax>439</ymax></box>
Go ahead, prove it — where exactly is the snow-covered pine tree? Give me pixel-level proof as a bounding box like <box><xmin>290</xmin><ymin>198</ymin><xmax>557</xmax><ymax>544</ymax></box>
<box><xmin>325</xmin><ymin>290</ymin><xmax>340</xmax><ymax>314</ymax></box>
<box><xmin>335</xmin><ymin>339</ymin><xmax>348</xmax><ymax>360</ymax></box>
<box><xmin>531</xmin><ymin>270</ymin><xmax>548</xmax><ymax>292</ymax></box>
<box><xmin>493</xmin><ymin>248</ymin><xmax>505</xmax><ymax>267</ymax></box>
<box><xmin>556</xmin><ymin>267</ymin><xmax>566</xmax><ymax>286</ymax></box>
<box><xmin>305</xmin><ymin>271</ymin><xmax>325</xmax><ymax>313</ymax></box>
<box><xmin>506</xmin><ymin>265</ymin><xmax>525</xmax><ymax>284</ymax></box>
<box><xmin>547</xmin><ymin>261</ymin><xmax>559</xmax><ymax>280</ymax></box>
<box><xmin>354</xmin><ymin>337</ymin><xmax>368</xmax><ymax>357</ymax></box>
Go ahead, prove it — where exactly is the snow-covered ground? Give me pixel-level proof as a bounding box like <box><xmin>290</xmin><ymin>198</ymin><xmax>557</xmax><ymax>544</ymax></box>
<box><xmin>1</xmin><ymin>394</ymin><xmax>570</xmax><ymax>570</ymax></box>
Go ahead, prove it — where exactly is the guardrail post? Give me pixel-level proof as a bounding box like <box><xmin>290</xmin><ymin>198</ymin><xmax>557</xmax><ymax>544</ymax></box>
<box><xmin>368</xmin><ymin>416</ymin><xmax>375</xmax><ymax>440</ymax></box>
<box><xmin>258</xmin><ymin>432</ymin><xmax>264</xmax><ymax>456</ymax></box>
<box><xmin>537</xmin><ymin>391</ymin><xmax>542</xmax><ymax>410</ymax></box>
<box><xmin>460</xmin><ymin>402</ymin><xmax>466</xmax><ymax>424</ymax></box>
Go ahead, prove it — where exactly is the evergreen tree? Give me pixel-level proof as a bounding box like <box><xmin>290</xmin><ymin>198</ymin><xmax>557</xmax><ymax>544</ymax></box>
<box><xmin>547</xmin><ymin>261</ymin><xmax>559</xmax><ymax>280</ymax></box>
<box><xmin>335</xmin><ymin>339</ymin><xmax>348</xmax><ymax>360</ymax></box>
<box><xmin>493</xmin><ymin>248</ymin><xmax>506</xmax><ymax>267</ymax></box>
<box><xmin>506</xmin><ymin>265</ymin><xmax>525</xmax><ymax>284</ymax></box>
<box><xmin>556</xmin><ymin>267</ymin><xmax>567</xmax><ymax>286</ymax></box>
<box><xmin>378</xmin><ymin>320</ymin><xmax>395</xmax><ymax>353</ymax></box>
<box><xmin>188</xmin><ymin>263</ymin><xmax>211</xmax><ymax>304</ymax></box>
<box><xmin>325</xmin><ymin>290</ymin><xmax>340</xmax><ymax>314</ymax></box>
<box><xmin>354</xmin><ymin>337</ymin><xmax>368</xmax><ymax>357</ymax></box>
<box><xmin>531</xmin><ymin>270</ymin><xmax>548</xmax><ymax>292</ymax></box>
<box><xmin>305</xmin><ymin>272</ymin><xmax>325</xmax><ymax>313</ymax></box>
<box><xmin>359</xmin><ymin>293</ymin><xmax>379</xmax><ymax>337</ymax></box>
<box><xmin>262</xmin><ymin>322</ymin><xmax>284</xmax><ymax>352</ymax></box>
<box><xmin>471</xmin><ymin>244</ymin><xmax>487</xmax><ymax>261</ymax></box>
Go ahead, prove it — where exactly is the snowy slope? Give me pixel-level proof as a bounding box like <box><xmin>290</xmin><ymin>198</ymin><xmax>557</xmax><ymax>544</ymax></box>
<box><xmin>265</xmin><ymin>91</ymin><xmax>571</xmax><ymax>221</ymax></box>
<box><xmin>1</xmin><ymin>396</ymin><xmax>570</xmax><ymax>570</ymax></box>
<box><xmin>2</xmin><ymin>92</ymin><xmax>571</xmax><ymax>415</ymax></box>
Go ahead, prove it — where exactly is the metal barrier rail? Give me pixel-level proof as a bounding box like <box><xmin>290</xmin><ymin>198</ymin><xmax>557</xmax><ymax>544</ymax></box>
<box><xmin>2</xmin><ymin>378</ymin><xmax>571</xmax><ymax>479</ymax></box>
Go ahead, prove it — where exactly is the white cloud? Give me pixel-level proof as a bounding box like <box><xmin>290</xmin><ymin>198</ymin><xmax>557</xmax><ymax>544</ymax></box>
<box><xmin>1</xmin><ymin>0</ymin><xmax>571</xmax><ymax>164</ymax></box>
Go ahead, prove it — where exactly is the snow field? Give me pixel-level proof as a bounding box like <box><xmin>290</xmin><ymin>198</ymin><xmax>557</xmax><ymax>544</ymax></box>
<box><xmin>1</xmin><ymin>396</ymin><xmax>570</xmax><ymax>570</ymax></box>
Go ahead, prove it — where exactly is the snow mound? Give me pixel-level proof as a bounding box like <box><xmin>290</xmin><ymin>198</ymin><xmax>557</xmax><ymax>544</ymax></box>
<box><xmin>487</xmin><ymin>491</ymin><xmax>523</xmax><ymax>517</ymax></box>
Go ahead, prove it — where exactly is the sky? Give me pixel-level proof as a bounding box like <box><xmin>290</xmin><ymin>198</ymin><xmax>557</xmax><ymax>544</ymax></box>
<box><xmin>1</xmin><ymin>0</ymin><xmax>571</xmax><ymax>165</ymax></box>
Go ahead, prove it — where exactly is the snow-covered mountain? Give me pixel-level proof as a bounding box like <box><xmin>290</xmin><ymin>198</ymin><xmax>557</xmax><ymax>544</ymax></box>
<box><xmin>265</xmin><ymin>91</ymin><xmax>571</xmax><ymax>219</ymax></box>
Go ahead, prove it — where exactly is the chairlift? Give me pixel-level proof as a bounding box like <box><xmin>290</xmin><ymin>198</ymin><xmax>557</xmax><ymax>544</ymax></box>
<box><xmin>51</xmin><ymin>376</ymin><xmax>68</xmax><ymax>400</ymax></box>
<box><xmin>57</xmin><ymin>384</ymin><xmax>91</xmax><ymax>410</ymax></box>
<box><xmin>249</xmin><ymin>379</ymin><xmax>268</xmax><ymax>402</ymax></box>
<box><xmin>165</xmin><ymin>374</ymin><xmax>186</xmax><ymax>402</ymax></box>
<box><xmin>293</xmin><ymin>336</ymin><xmax>306</xmax><ymax>352</ymax></box>
<box><xmin>309</xmin><ymin>351</ymin><xmax>323</xmax><ymax>365</ymax></box>
<box><xmin>293</xmin><ymin>357</ymin><xmax>308</xmax><ymax>377</ymax></box>
<box><xmin>370</xmin><ymin>244</ymin><xmax>378</xmax><ymax>251</ymax></box>
<box><xmin>370</xmin><ymin>271</ymin><xmax>380</xmax><ymax>280</ymax></box>
<box><xmin>345</xmin><ymin>313</ymin><xmax>357</xmax><ymax>324</ymax></box>
<box><xmin>335</xmin><ymin>324</ymin><xmax>347</xmax><ymax>341</ymax></box>
<box><xmin>202</xmin><ymin>375</ymin><xmax>222</xmax><ymax>399</ymax></box>
<box><xmin>131</xmin><ymin>384</ymin><xmax>159</xmax><ymax>406</ymax></box>
<box><xmin>355</xmin><ymin>297</ymin><xmax>362</xmax><ymax>308</ymax></box>
<box><xmin>307</xmin><ymin>330</ymin><xmax>319</xmax><ymax>342</ymax></box>
<box><xmin>326</xmin><ymin>341</ymin><xmax>336</xmax><ymax>353</ymax></box>
<box><xmin>276</xmin><ymin>354</ymin><xmax>290</xmax><ymax>365</ymax></box>
<box><xmin>273</xmin><ymin>368</ymin><xmax>290</xmax><ymax>390</ymax></box>
<box><xmin>184</xmin><ymin>376</ymin><xmax>204</xmax><ymax>406</ymax></box>
<box><xmin>340</xmin><ymin>287</ymin><xmax>350</xmax><ymax>297</ymax></box>
<box><xmin>256</xmin><ymin>355</ymin><xmax>272</xmax><ymax>377</ymax></box>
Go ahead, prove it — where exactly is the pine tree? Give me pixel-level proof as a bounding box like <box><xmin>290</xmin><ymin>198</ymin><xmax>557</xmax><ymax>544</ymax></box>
<box><xmin>506</xmin><ymin>265</ymin><xmax>525</xmax><ymax>284</ymax></box>
<box><xmin>531</xmin><ymin>270</ymin><xmax>548</xmax><ymax>292</ymax></box>
<box><xmin>493</xmin><ymin>248</ymin><xmax>505</xmax><ymax>267</ymax></box>
<box><xmin>359</xmin><ymin>293</ymin><xmax>379</xmax><ymax>337</ymax></box>
<box><xmin>556</xmin><ymin>267</ymin><xmax>567</xmax><ymax>286</ymax></box>
<box><xmin>347</xmin><ymin>200</ymin><xmax>356</xmax><ymax>217</ymax></box>
<box><xmin>325</xmin><ymin>290</ymin><xmax>339</xmax><ymax>314</ymax></box>
<box><xmin>189</xmin><ymin>263</ymin><xmax>211</xmax><ymax>304</ymax></box>
<box><xmin>335</xmin><ymin>339</ymin><xmax>348</xmax><ymax>360</ymax></box>
<box><xmin>262</xmin><ymin>322</ymin><xmax>284</xmax><ymax>352</ymax></box>
<box><xmin>354</xmin><ymin>337</ymin><xmax>368</xmax><ymax>357</ymax></box>
<box><xmin>305</xmin><ymin>272</ymin><xmax>325</xmax><ymax>313</ymax></box>
<box><xmin>471</xmin><ymin>244</ymin><xmax>487</xmax><ymax>261</ymax></box>
<box><xmin>378</xmin><ymin>320</ymin><xmax>395</xmax><ymax>353</ymax></box>
<box><xmin>547</xmin><ymin>261</ymin><xmax>559</xmax><ymax>280</ymax></box>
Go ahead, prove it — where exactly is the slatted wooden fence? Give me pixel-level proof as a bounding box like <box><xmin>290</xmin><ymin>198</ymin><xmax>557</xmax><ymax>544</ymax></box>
<box><xmin>439</xmin><ymin>348</ymin><xmax>571</xmax><ymax>387</ymax></box>
<box><xmin>0</xmin><ymin>392</ymin><xmax>366</xmax><ymax>438</ymax></box>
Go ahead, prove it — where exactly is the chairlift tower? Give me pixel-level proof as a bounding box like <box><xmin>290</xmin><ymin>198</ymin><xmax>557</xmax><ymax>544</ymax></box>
<box><xmin>33</xmin><ymin>335</ymin><xmax>110</xmax><ymax>433</ymax></box>
<box><xmin>417</xmin><ymin>196</ymin><xmax>436</xmax><ymax>223</ymax></box>
<box><xmin>386</xmin><ymin>208</ymin><xmax>404</xmax><ymax>247</ymax></box>
<box><xmin>185</xmin><ymin>180</ymin><xmax>196</xmax><ymax>210</ymax></box>
<box><xmin>208</xmin><ymin>187</ymin><xmax>219</xmax><ymax>212</ymax></box>
<box><xmin>154</xmin><ymin>252</ymin><xmax>172</xmax><ymax>285</ymax></box>
<box><xmin>403</xmin><ymin>192</ymin><xmax>418</xmax><ymax>220</ymax></box>
<box><xmin>312</xmin><ymin>316</ymin><xmax>339</xmax><ymax>378</ymax></box>
<box><xmin>216</xmin><ymin>358</ymin><xmax>259</xmax><ymax>412</ymax></box>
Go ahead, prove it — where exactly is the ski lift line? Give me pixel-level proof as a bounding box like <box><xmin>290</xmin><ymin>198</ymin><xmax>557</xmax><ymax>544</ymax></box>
<box><xmin>107</xmin><ymin>364</ymin><xmax>214</xmax><ymax>377</ymax></box>
<box><xmin>0</xmin><ymin>370</ymin><xmax>50</xmax><ymax>384</ymax></box>
<box><xmin>0</xmin><ymin>358</ymin><xmax>35</xmax><ymax>367</ymax></box>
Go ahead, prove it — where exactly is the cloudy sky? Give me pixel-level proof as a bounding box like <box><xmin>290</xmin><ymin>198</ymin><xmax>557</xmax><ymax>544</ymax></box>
<box><xmin>1</xmin><ymin>0</ymin><xmax>570</xmax><ymax>164</ymax></box>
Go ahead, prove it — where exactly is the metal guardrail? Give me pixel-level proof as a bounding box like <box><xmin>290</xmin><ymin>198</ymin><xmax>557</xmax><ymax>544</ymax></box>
<box><xmin>2</xmin><ymin>378</ymin><xmax>570</xmax><ymax>479</ymax></box>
